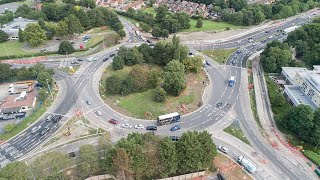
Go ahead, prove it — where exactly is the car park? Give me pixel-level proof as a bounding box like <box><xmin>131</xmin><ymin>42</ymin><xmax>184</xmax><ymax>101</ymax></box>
<box><xmin>31</xmin><ymin>126</ymin><xmax>41</xmax><ymax>133</ymax></box>
<box><xmin>39</xmin><ymin>127</ymin><xmax>50</xmax><ymax>136</ymax></box>
<box><xmin>218</xmin><ymin>145</ymin><xmax>229</xmax><ymax>153</ymax></box>
<box><xmin>134</xmin><ymin>124</ymin><xmax>144</xmax><ymax>129</ymax></box>
<box><xmin>95</xmin><ymin>110</ymin><xmax>102</xmax><ymax>116</ymax></box>
<box><xmin>146</xmin><ymin>126</ymin><xmax>157</xmax><ymax>131</ymax></box>
<box><xmin>86</xmin><ymin>100</ymin><xmax>92</xmax><ymax>105</ymax></box>
<box><xmin>170</xmin><ymin>125</ymin><xmax>181</xmax><ymax>132</ymax></box>
<box><xmin>170</xmin><ymin>136</ymin><xmax>179</xmax><ymax>141</ymax></box>
<box><xmin>122</xmin><ymin>123</ymin><xmax>132</xmax><ymax>129</ymax></box>
<box><xmin>46</xmin><ymin>115</ymin><xmax>52</xmax><ymax>122</ymax></box>
<box><xmin>109</xmin><ymin>119</ymin><xmax>118</xmax><ymax>125</ymax></box>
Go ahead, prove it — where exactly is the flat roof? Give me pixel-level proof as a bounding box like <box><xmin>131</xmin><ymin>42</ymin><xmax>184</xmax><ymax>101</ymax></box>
<box><xmin>282</xmin><ymin>67</ymin><xmax>307</xmax><ymax>81</ymax></box>
<box><xmin>285</xmin><ymin>85</ymin><xmax>317</xmax><ymax>109</ymax></box>
<box><xmin>0</xmin><ymin>90</ymin><xmax>36</xmax><ymax>110</ymax></box>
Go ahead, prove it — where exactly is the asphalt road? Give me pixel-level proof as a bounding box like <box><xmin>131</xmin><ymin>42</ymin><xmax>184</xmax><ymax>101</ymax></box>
<box><xmin>1</xmin><ymin>9</ymin><xmax>319</xmax><ymax>179</ymax></box>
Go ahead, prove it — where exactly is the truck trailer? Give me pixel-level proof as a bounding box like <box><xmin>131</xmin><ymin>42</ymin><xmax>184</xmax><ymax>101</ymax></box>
<box><xmin>237</xmin><ymin>155</ymin><xmax>257</xmax><ymax>173</ymax></box>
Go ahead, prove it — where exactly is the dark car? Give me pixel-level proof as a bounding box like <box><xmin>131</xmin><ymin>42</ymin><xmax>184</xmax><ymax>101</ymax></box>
<box><xmin>77</xmin><ymin>58</ymin><xmax>84</xmax><ymax>62</ymax></box>
<box><xmin>236</xmin><ymin>50</ymin><xmax>241</xmax><ymax>54</ymax></box>
<box><xmin>109</xmin><ymin>54</ymin><xmax>115</xmax><ymax>57</ymax></box>
<box><xmin>103</xmin><ymin>58</ymin><xmax>109</xmax><ymax>62</ymax></box>
<box><xmin>86</xmin><ymin>100</ymin><xmax>92</xmax><ymax>105</ymax></box>
<box><xmin>69</xmin><ymin>152</ymin><xmax>76</xmax><ymax>158</ymax></box>
<box><xmin>109</xmin><ymin>119</ymin><xmax>118</xmax><ymax>125</ymax></box>
<box><xmin>216</xmin><ymin>102</ymin><xmax>223</xmax><ymax>108</ymax></box>
<box><xmin>146</xmin><ymin>126</ymin><xmax>157</xmax><ymax>131</ymax></box>
<box><xmin>261</xmin><ymin>39</ymin><xmax>266</xmax><ymax>43</ymax></box>
<box><xmin>170</xmin><ymin>136</ymin><xmax>179</xmax><ymax>141</ymax></box>
<box><xmin>170</xmin><ymin>125</ymin><xmax>181</xmax><ymax>132</ymax></box>
<box><xmin>265</xmin><ymin>30</ymin><xmax>270</xmax><ymax>33</ymax></box>
<box><xmin>205</xmin><ymin>60</ymin><xmax>210</xmax><ymax>66</ymax></box>
<box><xmin>52</xmin><ymin>115</ymin><xmax>62</xmax><ymax>123</ymax></box>
<box><xmin>39</xmin><ymin>127</ymin><xmax>50</xmax><ymax>136</ymax></box>
<box><xmin>146</xmin><ymin>39</ymin><xmax>152</xmax><ymax>43</ymax></box>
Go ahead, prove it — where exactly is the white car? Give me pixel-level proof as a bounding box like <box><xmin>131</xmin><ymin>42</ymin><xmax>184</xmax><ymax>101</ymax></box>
<box><xmin>134</xmin><ymin>124</ymin><xmax>144</xmax><ymax>129</ymax></box>
<box><xmin>31</xmin><ymin>126</ymin><xmax>41</xmax><ymax>134</ymax></box>
<box><xmin>122</xmin><ymin>123</ymin><xmax>132</xmax><ymax>129</ymax></box>
<box><xmin>218</xmin><ymin>145</ymin><xmax>229</xmax><ymax>154</ymax></box>
<box><xmin>95</xmin><ymin>110</ymin><xmax>102</xmax><ymax>116</ymax></box>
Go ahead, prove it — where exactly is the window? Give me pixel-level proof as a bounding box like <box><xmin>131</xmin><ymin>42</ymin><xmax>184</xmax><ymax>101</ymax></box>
<box><xmin>307</xmin><ymin>89</ymin><xmax>315</xmax><ymax>99</ymax></box>
<box><xmin>301</xmin><ymin>82</ymin><xmax>307</xmax><ymax>92</ymax></box>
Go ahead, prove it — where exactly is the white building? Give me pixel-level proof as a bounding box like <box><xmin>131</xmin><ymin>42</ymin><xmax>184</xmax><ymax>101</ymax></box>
<box><xmin>281</xmin><ymin>66</ymin><xmax>320</xmax><ymax>110</ymax></box>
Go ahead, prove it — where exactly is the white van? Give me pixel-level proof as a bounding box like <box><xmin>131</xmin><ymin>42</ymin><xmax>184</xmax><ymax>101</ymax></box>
<box><xmin>31</xmin><ymin>126</ymin><xmax>41</xmax><ymax>133</ymax></box>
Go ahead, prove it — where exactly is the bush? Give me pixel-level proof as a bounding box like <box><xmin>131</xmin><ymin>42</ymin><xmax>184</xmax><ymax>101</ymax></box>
<box><xmin>154</xmin><ymin>87</ymin><xmax>166</xmax><ymax>102</ymax></box>
<box><xmin>304</xmin><ymin>150</ymin><xmax>320</xmax><ymax>166</ymax></box>
<box><xmin>105</xmin><ymin>75</ymin><xmax>122</xmax><ymax>94</ymax></box>
<box><xmin>0</xmin><ymin>30</ymin><xmax>8</xmax><ymax>42</ymax></box>
<box><xmin>58</xmin><ymin>41</ymin><xmax>74</xmax><ymax>55</ymax></box>
<box><xmin>4</xmin><ymin>123</ymin><xmax>15</xmax><ymax>133</ymax></box>
<box><xmin>112</xmin><ymin>56</ymin><xmax>124</xmax><ymax>70</ymax></box>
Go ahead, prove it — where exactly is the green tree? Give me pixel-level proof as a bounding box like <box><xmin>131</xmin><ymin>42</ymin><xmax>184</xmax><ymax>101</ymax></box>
<box><xmin>58</xmin><ymin>41</ymin><xmax>75</xmax><ymax>55</ymax></box>
<box><xmin>97</xmin><ymin>133</ymin><xmax>112</xmax><ymax>159</ymax></box>
<box><xmin>77</xmin><ymin>144</ymin><xmax>100</xmax><ymax>178</ymax></box>
<box><xmin>105</xmin><ymin>75</ymin><xmax>122</xmax><ymax>94</ymax></box>
<box><xmin>79</xmin><ymin>0</ymin><xmax>96</xmax><ymax>9</ymax></box>
<box><xmin>161</xmin><ymin>29</ymin><xmax>169</xmax><ymax>39</ymax></box>
<box><xmin>138</xmin><ymin>43</ymin><xmax>154</xmax><ymax>63</ymax></box>
<box><xmin>158</xmin><ymin>137</ymin><xmax>178</xmax><ymax>177</ymax></box>
<box><xmin>196</xmin><ymin>18</ymin><xmax>203</xmax><ymax>28</ymax></box>
<box><xmin>24</xmin><ymin>23</ymin><xmax>46</xmax><ymax>46</ymax></box>
<box><xmin>4</xmin><ymin>123</ymin><xmax>15</xmax><ymax>133</ymax></box>
<box><xmin>18</xmin><ymin>28</ymin><xmax>24</xmax><ymax>42</ymax></box>
<box><xmin>65</xmin><ymin>14</ymin><xmax>83</xmax><ymax>35</ymax></box>
<box><xmin>0</xmin><ymin>63</ymin><xmax>12</xmax><ymax>82</ymax></box>
<box><xmin>0</xmin><ymin>29</ymin><xmax>8</xmax><ymax>42</ymax></box>
<box><xmin>182</xmin><ymin>56</ymin><xmax>203</xmax><ymax>73</ymax></box>
<box><xmin>112</xmin><ymin>148</ymin><xmax>132</xmax><ymax>180</ymax></box>
<box><xmin>38</xmin><ymin>88</ymin><xmax>48</xmax><ymax>101</ymax></box>
<box><xmin>117</xmin><ymin>29</ymin><xmax>126</xmax><ymax>38</ymax></box>
<box><xmin>0</xmin><ymin>161</ymin><xmax>29</xmax><ymax>179</ymax></box>
<box><xmin>154</xmin><ymin>86</ymin><xmax>166</xmax><ymax>102</ymax></box>
<box><xmin>56</xmin><ymin>20</ymin><xmax>68</xmax><ymax>37</ymax></box>
<box><xmin>121</xmin><ymin>76</ymin><xmax>134</xmax><ymax>95</ymax></box>
<box><xmin>37</xmin><ymin>71</ymin><xmax>52</xmax><ymax>87</ymax></box>
<box><xmin>112</xmin><ymin>55</ymin><xmax>124</xmax><ymax>70</ymax></box>
<box><xmin>163</xmin><ymin>60</ymin><xmax>186</xmax><ymax>96</ymax></box>
<box><xmin>129</xmin><ymin>65</ymin><xmax>150</xmax><ymax>92</ymax></box>
<box><xmin>15</xmin><ymin>4</ymin><xmax>32</xmax><ymax>18</ymax></box>
<box><xmin>151</xmin><ymin>26</ymin><xmax>162</xmax><ymax>39</ymax></box>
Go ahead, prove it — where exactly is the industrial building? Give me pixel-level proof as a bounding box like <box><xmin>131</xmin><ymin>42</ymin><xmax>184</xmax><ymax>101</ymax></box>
<box><xmin>281</xmin><ymin>66</ymin><xmax>320</xmax><ymax>110</ymax></box>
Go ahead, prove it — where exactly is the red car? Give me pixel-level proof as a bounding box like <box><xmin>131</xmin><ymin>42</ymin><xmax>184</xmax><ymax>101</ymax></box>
<box><xmin>108</xmin><ymin>119</ymin><xmax>118</xmax><ymax>125</ymax></box>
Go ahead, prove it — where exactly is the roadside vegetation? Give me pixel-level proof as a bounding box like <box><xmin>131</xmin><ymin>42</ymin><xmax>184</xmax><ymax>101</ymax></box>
<box><xmin>262</xmin><ymin>17</ymin><xmax>320</xmax><ymax>165</ymax></box>
<box><xmin>224</xmin><ymin>123</ymin><xmax>251</xmax><ymax>145</ymax></box>
<box><xmin>202</xmin><ymin>48</ymin><xmax>236</xmax><ymax>64</ymax></box>
<box><xmin>0</xmin><ymin>131</ymin><xmax>218</xmax><ymax>179</ymax></box>
<box><xmin>100</xmin><ymin>35</ymin><xmax>206</xmax><ymax>119</ymax></box>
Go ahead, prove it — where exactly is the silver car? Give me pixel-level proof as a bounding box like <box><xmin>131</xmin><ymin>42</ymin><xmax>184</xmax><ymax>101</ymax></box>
<box><xmin>95</xmin><ymin>110</ymin><xmax>102</xmax><ymax>116</ymax></box>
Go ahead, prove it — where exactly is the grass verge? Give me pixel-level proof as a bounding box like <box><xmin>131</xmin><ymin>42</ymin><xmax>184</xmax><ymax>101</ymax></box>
<box><xmin>202</xmin><ymin>48</ymin><xmax>236</xmax><ymax>64</ymax></box>
<box><xmin>0</xmin><ymin>41</ymin><xmax>34</xmax><ymax>57</ymax></box>
<box><xmin>248</xmin><ymin>61</ymin><xmax>262</xmax><ymax>128</ymax></box>
<box><xmin>224</xmin><ymin>124</ymin><xmax>251</xmax><ymax>145</ymax></box>
<box><xmin>0</xmin><ymin>88</ymin><xmax>58</xmax><ymax>141</ymax></box>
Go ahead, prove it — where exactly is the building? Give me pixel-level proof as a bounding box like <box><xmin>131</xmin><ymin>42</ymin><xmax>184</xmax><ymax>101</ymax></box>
<box><xmin>0</xmin><ymin>17</ymin><xmax>36</xmax><ymax>40</ymax></box>
<box><xmin>281</xmin><ymin>66</ymin><xmax>320</xmax><ymax>110</ymax></box>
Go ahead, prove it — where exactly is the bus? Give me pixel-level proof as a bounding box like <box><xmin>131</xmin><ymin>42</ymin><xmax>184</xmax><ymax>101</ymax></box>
<box><xmin>157</xmin><ymin>112</ymin><xmax>180</xmax><ymax>126</ymax></box>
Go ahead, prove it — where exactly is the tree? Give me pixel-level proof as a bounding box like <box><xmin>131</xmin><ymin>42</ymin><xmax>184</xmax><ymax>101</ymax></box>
<box><xmin>112</xmin><ymin>148</ymin><xmax>132</xmax><ymax>179</ymax></box>
<box><xmin>15</xmin><ymin>4</ymin><xmax>32</xmax><ymax>18</ymax></box>
<box><xmin>182</xmin><ymin>56</ymin><xmax>203</xmax><ymax>73</ymax></box>
<box><xmin>64</xmin><ymin>14</ymin><xmax>83</xmax><ymax>35</ymax></box>
<box><xmin>138</xmin><ymin>43</ymin><xmax>154</xmax><ymax>63</ymax></box>
<box><xmin>151</xmin><ymin>26</ymin><xmax>162</xmax><ymax>38</ymax></box>
<box><xmin>0</xmin><ymin>161</ymin><xmax>29</xmax><ymax>179</ymax></box>
<box><xmin>129</xmin><ymin>65</ymin><xmax>150</xmax><ymax>92</ymax></box>
<box><xmin>79</xmin><ymin>0</ymin><xmax>96</xmax><ymax>9</ymax></box>
<box><xmin>58</xmin><ymin>41</ymin><xmax>75</xmax><ymax>55</ymax></box>
<box><xmin>37</xmin><ymin>71</ymin><xmax>52</xmax><ymax>87</ymax></box>
<box><xmin>154</xmin><ymin>86</ymin><xmax>166</xmax><ymax>102</ymax></box>
<box><xmin>163</xmin><ymin>60</ymin><xmax>186</xmax><ymax>96</ymax></box>
<box><xmin>112</xmin><ymin>56</ymin><xmax>124</xmax><ymax>70</ymax></box>
<box><xmin>196</xmin><ymin>18</ymin><xmax>203</xmax><ymax>28</ymax></box>
<box><xmin>0</xmin><ymin>63</ymin><xmax>13</xmax><ymax>82</ymax></box>
<box><xmin>24</xmin><ymin>23</ymin><xmax>46</xmax><ymax>46</ymax></box>
<box><xmin>38</xmin><ymin>88</ymin><xmax>48</xmax><ymax>101</ymax></box>
<box><xmin>31</xmin><ymin>152</ymin><xmax>71</xmax><ymax>179</ymax></box>
<box><xmin>56</xmin><ymin>20</ymin><xmax>68</xmax><ymax>37</ymax></box>
<box><xmin>105</xmin><ymin>75</ymin><xmax>122</xmax><ymax>94</ymax></box>
<box><xmin>158</xmin><ymin>137</ymin><xmax>178</xmax><ymax>177</ymax></box>
<box><xmin>161</xmin><ymin>29</ymin><xmax>169</xmax><ymax>39</ymax></box>
<box><xmin>121</xmin><ymin>76</ymin><xmax>134</xmax><ymax>95</ymax></box>
<box><xmin>4</xmin><ymin>123</ymin><xmax>15</xmax><ymax>133</ymax></box>
<box><xmin>77</xmin><ymin>144</ymin><xmax>100</xmax><ymax>178</ymax></box>
<box><xmin>0</xmin><ymin>30</ymin><xmax>8</xmax><ymax>42</ymax></box>
<box><xmin>97</xmin><ymin>133</ymin><xmax>111</xmax><ymax>159</ymax></box>
<box><xmin>117</xmin><ymin>29</ymin><xmax>126</xmax><ymax>38</ymax></box>
<box><xmin>18</xmin><ymin>28</ymin><xmax>24</xmax><ymax>42</ymax></box>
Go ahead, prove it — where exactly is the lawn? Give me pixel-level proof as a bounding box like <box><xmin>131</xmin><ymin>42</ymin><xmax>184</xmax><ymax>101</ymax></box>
<box><xmin>224</xmin><ymin>124</ymin><xmax>251</xmax><ymax>145</ymax></box>
<box><xmin>0</xmin><ymin>41</ymin><xmax>34</xmax><ymax>57</ymax></box>
<box><xmin>85</xmin><ymin>34</ymin><xmax>105</xmax><ymax>48</ymax></box>
<box><xmin>202</xmin><ymin>48</ymin><xmax>236</xmax><ymax>64</ymax></box>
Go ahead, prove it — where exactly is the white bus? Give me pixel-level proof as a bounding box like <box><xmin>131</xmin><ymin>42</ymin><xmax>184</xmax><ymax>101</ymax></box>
<box><xmin>157</xmin><ymin>112</ymin><xmax>180</xmax><ymax>126</ymax></box>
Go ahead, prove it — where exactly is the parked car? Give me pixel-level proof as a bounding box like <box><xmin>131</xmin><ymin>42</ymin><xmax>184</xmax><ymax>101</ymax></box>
<box><xmin>146</xmin><ymin>126</ymin><xmax>157</xmax><ymax>131</ymax></box>
<box><xmin>218</xmin><ymin>145</ymin><xmax>229</xmax><ymax>153</ymax></box>
<box><xmin>170</xmin><ymin>125</ymin><xmax>181</xmax><ymax>132</ymax></box>
<box><xmin>109</xmin><ymin>119</ymin><xmax>118</xmax><ymax>125</ymax></box>
<box><xmin>31</xmin><ymin>126</ymin><xmax>41</xmax><ymax>134</ymax></box>
<box><xmin>39</xmin><ymin>127</ymin><xmax>50</xmax><ymax>136</ymax></box>
<box><xmin>170</xmin><ymin>136</ymin><xmax>179</xmax><ymax>141</ymax></box>
<box><xmin>95</xmin><ymin>110</ymin><xmax>102</xmax><ymax>116</ymax></box>
<box><xmin>122</xmin><ymin>123</ymin><xmax>132</xmax><ymax>129</ymax></box>
<box><xmin>134</xmin><ymin>124</ymin><xmax>144</xmax><ymax>129</ymax></box>
<box><xmin>86</xmin><ymin>100</ymin><xmax>92</xmax><ymax>105</ymax></box>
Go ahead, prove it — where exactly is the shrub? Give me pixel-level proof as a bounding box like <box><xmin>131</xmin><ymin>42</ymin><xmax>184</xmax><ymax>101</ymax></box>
<box><xmin>112</xmin><ymin>55</ymin><xmax>124</xmax><ymax>70</ymax></box>
<box><xmin>58</xmin><ymin>41</ymin><xmax>74</xmax><ymax>55</ymax></box>
<box><xmin>154</xmin><ymin>87</ymin><xmax>166</xmax><ymax>102</ymax></box>
<box><xmin>304</xmin><ymin>150</ymin><xmax>320</xmax><ymax>166</ymax></box>
<box><xmin>4</xmin><ymin>123</ymin><xmax>15</xmax><ymax>133</ymax></box>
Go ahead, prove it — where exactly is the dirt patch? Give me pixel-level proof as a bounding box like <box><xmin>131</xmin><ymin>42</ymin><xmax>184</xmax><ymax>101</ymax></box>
<box><xmin>177</xmin><ymin>29</ymin><xmax>249</xmax><ymax>42</ymax></box>
<box><xmin>213</xmin><ymin>154</ymin><xmax>252</xmax><ymax>180</ymax></box>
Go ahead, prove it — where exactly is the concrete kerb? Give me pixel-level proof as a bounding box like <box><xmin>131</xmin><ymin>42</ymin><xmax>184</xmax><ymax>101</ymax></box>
<box><xmin>1</xmin><ymin>78</ymin><xmax>61</xmax><ymax>144</ymax></box>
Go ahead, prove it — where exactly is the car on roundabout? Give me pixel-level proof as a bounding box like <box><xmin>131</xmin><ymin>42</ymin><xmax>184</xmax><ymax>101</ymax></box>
<box><xmin>122</xmin><ymin>123</ymin><xmax>132</xmax><ymax>129</ymax></box>
<box><xmin>170</xmin><ymin>125</ymin><xmax>181</xmax><ymax>132</ymax></box>
<box><xmin>146</xmin><ymin>126</ymin><xmax>157</xmax><ymax>131</ymax></box>
<box><xmin>134</xmin><ymin>124</ymin><xmax>144</xmax><ymax>129</ymax></box>
<box><xmin>108</xmin><ymin>119</ymin><xmax>118</xmax><ymax>125</ymax></box>
<box><xmin>218</xmin><ymin>145</ymin><xmax>229</xmax><ymax>154</ymax></box>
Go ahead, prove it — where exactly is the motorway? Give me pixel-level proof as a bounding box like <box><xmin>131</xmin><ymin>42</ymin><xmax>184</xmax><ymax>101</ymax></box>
<box><xmin>0</xmin><ymin>8</ymin><xmax>319</xmax><ymax>179</ymax></box>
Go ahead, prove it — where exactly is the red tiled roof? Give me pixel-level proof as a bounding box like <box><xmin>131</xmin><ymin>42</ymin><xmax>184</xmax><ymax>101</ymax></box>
<box><xmin>0</xmin><ymin>90</ymin><xmax>36</xmax><ymax>110</ymax></box>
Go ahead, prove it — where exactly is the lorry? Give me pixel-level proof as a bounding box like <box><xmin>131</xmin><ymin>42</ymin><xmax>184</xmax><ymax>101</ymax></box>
<box><xmin>228</xmin><ymin>76</ymin><xmax>235</xmax><ymax>87</ymax></box>
<box><xmin>237</xmin><ymin>155</ymin><xmax>257</xmax><ymax>173</ymax></box>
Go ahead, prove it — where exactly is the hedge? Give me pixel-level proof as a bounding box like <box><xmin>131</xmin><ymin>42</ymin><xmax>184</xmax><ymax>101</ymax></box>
<box><xmin>304</xmin><ymin>150</ymin><xmax>320</xmax><ymax>166</ymax></box>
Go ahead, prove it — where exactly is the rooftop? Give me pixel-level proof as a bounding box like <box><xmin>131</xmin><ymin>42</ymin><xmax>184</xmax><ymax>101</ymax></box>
<box><xmin>282</xmin><ymin>67</ymin><xmax>308</xmax><ymax>81</ymax></box>
<box><xmin>0</xmin><ymin>90</ymin><xmax>37</xmax><ymax>110</ymax></box>
<box><xmin>285</xmin><ymin>85</ymin><xmax>318</xmax><ymax>110</ymax></box>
